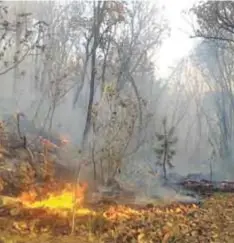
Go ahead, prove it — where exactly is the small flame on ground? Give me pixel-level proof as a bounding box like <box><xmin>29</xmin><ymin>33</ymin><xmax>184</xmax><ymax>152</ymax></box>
<box><xmin>18</xmin><ymin>182</ymin><xmax>93</xmax><ymax>216</ymax></box>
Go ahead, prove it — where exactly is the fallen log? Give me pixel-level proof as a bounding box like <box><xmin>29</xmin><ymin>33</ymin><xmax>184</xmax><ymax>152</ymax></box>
<box><xmin>178</xmin><ymin>179</ymin><xmax>234</xmax><ymax>195</ymax></box>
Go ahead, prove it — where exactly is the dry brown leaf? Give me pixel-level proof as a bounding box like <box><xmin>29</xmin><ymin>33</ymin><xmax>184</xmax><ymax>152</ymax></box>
<box><xmin>162</xmin><ymin>232</ymin><xmax>171</xmax><ymax>243</ymax></box>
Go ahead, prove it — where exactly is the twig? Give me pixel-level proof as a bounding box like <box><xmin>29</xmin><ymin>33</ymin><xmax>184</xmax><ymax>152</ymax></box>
<box><xmin>0</xmin><ymin>47</ymin><xmax>31</xmax><ymax>76</ymax></box>
<box><xmin>15</xmin><ymin>112</ymin><xmax>35</xmax><ymax>169</ymax></box>
<box><xmin>71</xmin><ymin>163</ymin><xmax>82</xmax><ymax>235</ymax></box>
<box><xmin>190</xmin><ymin>34</ymin><xmax>234</xmax><ymax>44</ymax></box>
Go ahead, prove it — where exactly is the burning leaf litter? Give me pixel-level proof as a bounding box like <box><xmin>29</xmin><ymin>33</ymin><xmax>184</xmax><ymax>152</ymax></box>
<box><xmin>0</xmin><ymin>185</ymin><xmax>234</xmax><ymax>243</ymax></box>
<box><xmin>0</xmin><ymin>113</ymin><xmax>233</xmax><ymax>242</ymax></box>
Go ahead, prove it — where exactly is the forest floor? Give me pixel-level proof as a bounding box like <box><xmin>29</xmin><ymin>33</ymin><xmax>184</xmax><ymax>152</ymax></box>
<box><xmin>0</xmin><ymin>193</ymin><xmax>234</xmax><ymax>243</ymax></box>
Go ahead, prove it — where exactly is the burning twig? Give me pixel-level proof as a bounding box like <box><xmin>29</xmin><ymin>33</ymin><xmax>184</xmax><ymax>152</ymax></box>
<box><xmin>71</xmin><ymin>163</ymin><xmax>82</xmax><ymax>235</ymax></box>
<box><xmin>71</xmin><ymin>160</ymin><xmax>89</xmax><ymax>235</ymax></box>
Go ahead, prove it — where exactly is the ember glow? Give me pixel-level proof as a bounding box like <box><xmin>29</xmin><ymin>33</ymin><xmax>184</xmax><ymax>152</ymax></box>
<box><xmin>39</xmin><ymin>136</ymin><xmax>58</xmax><ymax>148</ymax></box>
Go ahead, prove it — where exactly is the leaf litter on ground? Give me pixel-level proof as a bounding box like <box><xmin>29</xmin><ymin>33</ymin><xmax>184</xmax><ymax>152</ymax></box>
<box><xmin>0</xmin><ymin>193</ymin><xmax>234</xmax><ymax>242</ymax></box>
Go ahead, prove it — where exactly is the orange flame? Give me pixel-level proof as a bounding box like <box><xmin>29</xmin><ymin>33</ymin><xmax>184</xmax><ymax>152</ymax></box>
<box><xmin>59</xmin><ymin>134</ymin><xmax>70</xmax><ymax>145</ymax></box>
<box><xmin>18</xmin><ymin>182</ymin><xmax>88</xmax><ymax>211</ymax></box>
<box><xmin>39</xmin><ymin>136</ymin><xmax>58</xmax><ymax>149</ymax></box>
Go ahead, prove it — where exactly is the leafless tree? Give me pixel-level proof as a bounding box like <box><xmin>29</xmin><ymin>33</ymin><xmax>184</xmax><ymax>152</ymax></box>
<box><xmin>70</xmin><ymin>1</ymin><xmax>168</xmax><ymax>148</ymax></box>
<box><xmin>0</xmin><ymin>2</ymin><xmax>47</xmax><ymax>77</ymax></box>
<box><xmin>191</xmin><ymin>1</ymin><xmax>234</xmax><ymax>45</ymax></box>
<box><xmin>190</xmin><ymin>2</ymin><xmax>234</xmax><ymax>164</ymax></box>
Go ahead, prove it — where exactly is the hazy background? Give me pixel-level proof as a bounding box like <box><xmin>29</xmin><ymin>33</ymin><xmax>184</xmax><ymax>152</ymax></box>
<box><xmin>1</xmin><ymin>0</ymin><xmax>234</xmax><ymax>196</ymax></box>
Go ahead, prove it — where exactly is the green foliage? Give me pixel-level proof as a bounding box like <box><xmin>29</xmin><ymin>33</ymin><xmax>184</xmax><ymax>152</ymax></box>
<box><xmin>154</xmin><ymin>117</ymin><xmax>178</xmax><ymax>180</ymax></box>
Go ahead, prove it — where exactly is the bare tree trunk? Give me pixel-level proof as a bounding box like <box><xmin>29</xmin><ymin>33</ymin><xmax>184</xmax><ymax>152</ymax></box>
<box><xmin>163</xmin><ymin>122</ymin><xmax>168</xmax><ymax>181</ymax></box>
<box><xmin>91</xmin><ymin>141</ymin><xmax>96</xmax><ymax>180</ymax></box>
<box><xmin>48</xmin><ymin>100</ymin><xmax>56</xmax><ymax>131</ymax></box>
<box><xmin>163</xmin><ymin>156</ymin><xmax>167</xmax><ymax>181</ymax></box>
<box><xmin>209</xmin><ymin>159</ymin><xmax>213</xmax><ymax>182</ymax></box>
<box><xmin>100</xmin><ymin>160</ymin><xmax>104</xmax><ymax>183</ymax></box>
<box><xmin>100</xmin><ymin>33</ymin><xmax>111</xmax><ymax>96</ymax></box>
<box><xmin>82</xmin><ymin>1</ymin><xmax>102</xmax><ymax>147</ymax></box>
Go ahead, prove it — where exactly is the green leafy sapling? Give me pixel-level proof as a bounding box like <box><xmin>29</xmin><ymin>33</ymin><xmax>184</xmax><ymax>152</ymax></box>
<box><xmin>154</xmin><ymin>117</ymin><xmax>178</xmax><ymax>180</ymax></box>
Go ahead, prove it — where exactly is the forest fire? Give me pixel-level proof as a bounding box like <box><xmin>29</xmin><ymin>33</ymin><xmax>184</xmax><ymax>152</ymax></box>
<box><xmin>17</xmin><ymin>181</ymin><xmax>94</xmax><ymax>216</ymax></box>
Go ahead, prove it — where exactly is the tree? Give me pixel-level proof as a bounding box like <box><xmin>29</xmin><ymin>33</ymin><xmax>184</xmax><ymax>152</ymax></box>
<box><xmin>0</xmin><ymin>2</ymin><xmax>47</xmax><ymax>76</ymax></box>
<box><xmin>70</xmin><ymin>0</ymin><xmax>168</xmax><ymax>148</ymax></box>
<box><xmin>0</xmin><ymin>1</ymin><xmax>171</xmax><ymax>189</ymax></box>
<box><xmin>28</xmin><ymin>2</ymin><xmax>79</xmax><ymax>130</ymax></box>
<box><xmin>191</xmin><ymin>1</ymin><xmax>234</xmax><ymax>44</ymax></box>
<box><xmin>190</xmin><ymin>1</ymin><xmax>234</xmax><ymax>175</ymax></box>
<box><xmin>85</xmin><ymin>81</ymin><xmax>152</xmax><ymax>184</ymax></box>
<box><xmin>82</xmin><ymin>1</ymin><xmax>107</xmax><ymax>147</ymax></box>
<box><xmin>70</xmin><ymin>1</ymin><xmax>127</xmax><ymax>146</ymax></box>
<box><xmin>154</xmin><ymin>117</ymin><xmax>178</xmax><ymax>181</ymax></box>
<box><xmin>4</xmin><ymin>1</ymin><xmax>83</xmax><ymax>133</ymax></box>
<box><xmin>192</xmin><ymin>43</ymin><xmax>234</xmax><ymax>173</ymax></box>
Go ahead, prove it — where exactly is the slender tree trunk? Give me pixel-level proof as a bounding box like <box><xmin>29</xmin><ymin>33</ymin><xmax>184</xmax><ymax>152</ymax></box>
<box><xmin>100</xmin><ymin>160</ymin><xmax>104</xmax><ymax>184</ymax></box>
<box><xmin>48</xmin><ymin>101</ymin><xmax>56</xmax><ymax>131</ymax></box>
<box><xmin>163</xmin><ymin>122</ymin><xmax>168</xmax><ymax>181</ymax></box>
<box><xmin>82</xmin><ymin>1</ymin><xmax>101</xmax><ymax>147</ymax></box>
<box><xmin>91</xmin><ymin>141</ymin><xmax>96</xmax><ymax>180</ymax></box>
<box><xmin>163</xmin><ymin>151</ymin><xmax>167</xmax><ymax>181</ymax></box>
<box><xmin>209</xmin><ymin>159</ymin><xmax>213</xmax><ymax>182</ymax></box>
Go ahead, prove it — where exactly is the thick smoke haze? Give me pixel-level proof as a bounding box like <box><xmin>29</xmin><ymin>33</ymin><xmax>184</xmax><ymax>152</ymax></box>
<box><xmin>1</xmin><ymin>1</ymin><xmax>233</xmax><ymax>202</ymax></box>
